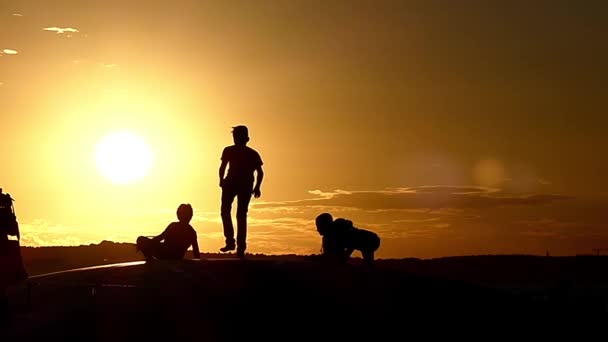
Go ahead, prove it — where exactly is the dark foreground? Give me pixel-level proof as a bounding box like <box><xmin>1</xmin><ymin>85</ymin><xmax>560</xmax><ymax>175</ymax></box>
<box><xmin>3</xmin><ymin>257</ymin><xmax>608</xmax><ymax>340</ymax></box>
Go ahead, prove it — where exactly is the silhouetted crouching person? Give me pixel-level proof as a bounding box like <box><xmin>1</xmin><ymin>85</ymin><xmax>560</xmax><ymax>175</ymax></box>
<box><xmin>137</xmin><ymin>204</ymin><xmax>200</xmax><ymax>261</ymax></box>
<box><xmin>315</xmin><ymin>213</ymin><xmax>381</xmax><ymax>264</ymax></box>
<box><xmin>218</xmin><ymin>125</ymin><xmax>264</xmax><ymax>258</ymax></box>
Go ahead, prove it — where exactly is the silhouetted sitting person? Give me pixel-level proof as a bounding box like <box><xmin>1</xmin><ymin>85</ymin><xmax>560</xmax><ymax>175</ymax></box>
<box><xmin>315</xmin><ymin>212</ymin><xmax>381</xmax><ymax>264</ymax></box>
<box><xmin>136</xmin><ymin>204</ymin><xmax>200</xmax><ymax>262</ymax></box>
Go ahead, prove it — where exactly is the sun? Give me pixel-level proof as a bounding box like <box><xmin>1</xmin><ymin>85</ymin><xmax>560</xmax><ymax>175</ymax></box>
<box><xmin>95</xmin><ymin>131</ymin><xmax>154</xmax><ymax>184</ymax></box>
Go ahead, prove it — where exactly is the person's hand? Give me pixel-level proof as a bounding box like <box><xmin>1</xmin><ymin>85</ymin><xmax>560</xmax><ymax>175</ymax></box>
<box><xmin>253</xmin><ymin>187</ymin><xmax>261</xmax><ymax>198</ymax></box>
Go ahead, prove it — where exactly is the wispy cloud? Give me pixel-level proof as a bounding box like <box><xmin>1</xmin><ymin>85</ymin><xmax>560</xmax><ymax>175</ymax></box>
<box><xmin>308</xmin><ymin>189</ymin><xmax>353</xmax><ymax>198</ymax></box>
<box><xmin>247</xmin><ymin>217</ymin><xmax>313</xmax><ymax>234</ymax></box>
<box><xmin>393</xmin><ymin>218</ymin><xmax>441</xmax><ymax>223</ymax></box>
<box><xmin>192</xmin><ymin>210</ymin><xmax>222</xmax><ymax>224</ymax></box>
<box><xmin>254</xmin><ymin>186</ymin><xmax>572</xmax><ymax>211</ymax></box>
<box><xmin>520</xmin><ymin>230</ymin><xmax>562</xmax><ymax>238</ymax></box>
<box><xmin>515</xmin><ymin>218</ymin><xmax>584</xmax><ymax>229</ymax></box>
<box><xmin>12</xmin><ymin>13</ymin><xmax>23</xmax><ymax>17</ymax></box>
<box><xmin>2</xmin><ymin>49</ymin><xmax>18</xmax><ymax>55</ymax></box>
<box><xmin>20</xmin><ymin>219</ymin><xmax>100</xmax><ymax>247</ymax></box>
<box><xmin>43</xmin><ymin>27</ymin><xmax>79</xmax><ymax>34</ymax></box>
<box><xmin>19</xmin><ymin>218</ymin><xmax>165</xmax><ymax>247</ymax></box>
<box><xmin>103</xmin><ymin>63</ymin><xmax>119</xmax><ymax>68</ymax></box>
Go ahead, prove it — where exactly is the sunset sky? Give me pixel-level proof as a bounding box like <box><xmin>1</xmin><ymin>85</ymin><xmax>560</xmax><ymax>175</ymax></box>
<box><xmin>1</xmin><ymin>0</ymin><xmax>606</xmax><ymax>258</ymax></box>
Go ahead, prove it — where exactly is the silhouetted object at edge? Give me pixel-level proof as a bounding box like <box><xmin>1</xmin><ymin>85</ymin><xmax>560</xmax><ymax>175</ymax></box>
<box><xmin>0</xmin><ymin>188</ymin><xmax>19</xmax><ymax>241</ymax></box>
<box><xmin>315</xmin><ymin>212</ymin><xmax>381</xmax><ymax>264</ymax></box>
<box><xmin>136</xmin><ymin>204</ymin><xmax>200</xmax><ymax>261</ymax></box>
<box><xmin>0</xmin><ymin>188</ymin><xmax>28</xmax><ymax>323</ymax></box>
<box><xmin>218</xmin><ymin>125</ymin><xmax>264</xmax><ymax>258</ymax></box>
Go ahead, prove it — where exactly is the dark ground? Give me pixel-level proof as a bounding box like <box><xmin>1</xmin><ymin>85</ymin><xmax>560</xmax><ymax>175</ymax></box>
<box><xmin>3</xmin><ymin>253</ymin><xmax>608</xmax><ymax>341</ymax></box>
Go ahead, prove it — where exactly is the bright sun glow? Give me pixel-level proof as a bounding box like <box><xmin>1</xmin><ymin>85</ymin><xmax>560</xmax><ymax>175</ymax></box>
<box><xmin>95</xmin><ymin>131</ymin><xmax>154</xmax><ymax>184</ymax></box>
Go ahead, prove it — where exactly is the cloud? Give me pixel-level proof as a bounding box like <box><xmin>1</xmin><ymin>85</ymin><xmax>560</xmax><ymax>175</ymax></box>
<box><xmin>515</xmin><ymin>218</ymin><xmax>583</xmax><ymax>229</ymax></box>
<box><xmin>12</xmin><ymin>13</ymin><xmax>23</xmax><ymax>17</ymax></box>
<box><xmin>537</xmin><ymin>178</ymin><xmax>552</xmax><ymax>185</ymax></box>
<box><xmin>43</xmin><ymin>27</ymin><xmax>79</xmax><ymax>34</ymax></box>
<box><xmin>393</xmin><ymin>218</ymin><xmax>441</xmax><ymax>223</ymax></box>
<box><xmin>248</xmin><ymin>217</ymin><xmax>312</xmax><ymax>230</ymax></box>
<box><xmin>308</xmin><ymin>189</ymin><xmax>352</xmax><ymax>198</ymax></box>
<box><xmin>253</xmin><ymin>186</ymin><xmax>572</xmax><ymax>211</ymax></box>
<box><xmin>250</xmin><ymin>205</ymin><xmax>309</xmax><ymax>214</ymax></box>
<box><xmin>192</xmin><ymin>210</ymin><xmax>222</xmax><ymax>224</ymax></box>
<box><xmin>520</xmin><ymin>230</ymin><xmax>562</xmax><ymax>238</ymax></box>
<box><xmin>19</xmin><ymin>219</ymin><xmax>98</xmax><ymax>247</ymax></box>
<box><xmin>103</xmin><ymin>63</ymin><xmax>119</xmax><ymax>68</ymax></box>
<box><xmin>2</xmin><ymin>49</ymin><xmax>18</xmax><ymax>55</ymax></box>
<box><xmin>247</xmin><ymin>233</ymin><xmax>318</xmax><ymax>255</ymax></box>
<box><xmin>18</xmin><ymin>218</ymin><xmax>159</xmax><ymax>247</ymax></box>
<box><xmin>404</xmin><ymin>185</ymin><xmax>499</xmax><ymax>194</ymax></box>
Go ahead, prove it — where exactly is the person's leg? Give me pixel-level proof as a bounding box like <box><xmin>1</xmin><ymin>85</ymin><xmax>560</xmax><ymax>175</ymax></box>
<box><xmin>137</xmin><ymin>236</ymin><xmax>161</xmax><ymax>261</ymax></box>
<box><xmin>362</xmin><ymin>235</ymin><xmax>380</xmax><ymax>265</ymax></box>
<box><xmin>235</xmin><ymin>187</ymin><xmax>252</xmax><ymax>257</ymax></box>
<box><xmin>220</xmin><ymin>186</ymin><xmax>237</xmax><ymax>251</ymax></box>
<box><xmin>157</xmin><ymin>244</ymin><xmax>180</xmax><ymax>260</ymax></box>
<box><xmin>362</xmin><ymin>249</ymin><xmax>375</xmax><ymax>264</ymax></box>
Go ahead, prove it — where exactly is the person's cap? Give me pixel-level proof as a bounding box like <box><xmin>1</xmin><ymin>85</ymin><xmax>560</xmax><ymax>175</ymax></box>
<box><xmin>232</xmin><ymin>125</ymin><xmax>249</xmax><ymax>137</ymax></box>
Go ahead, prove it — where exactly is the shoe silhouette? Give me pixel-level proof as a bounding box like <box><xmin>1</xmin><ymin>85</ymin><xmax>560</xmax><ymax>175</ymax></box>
<box><xmin>220</xmin><ymin>244</ymin><xmax>236</xmax><ymax>252</ymax></box>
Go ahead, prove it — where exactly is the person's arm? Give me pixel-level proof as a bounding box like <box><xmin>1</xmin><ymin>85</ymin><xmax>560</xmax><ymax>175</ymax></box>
<box><xmin>323</xmin><ymin>236</ymin><xmax>343</xmax><ymax>261</ymax></box>
<box><xmin>253</xmin><ymin>165</ymin><xmax>264</xmax><ymax>198</ymax></box>
<box><xmin>219</xmin><ymin>147</ymin><xmax>230</xmax><ymax>187</ymax></box>
<box><xmin>153</xmin><ymin>224</ymin><xmax>170</xmax><ymax>242</ymax></box>
<box><xmin>219</xmin><ymin>159</ymin><xmax>228</xmax><ymax>187</ymax></box>
<box><xmin>321</xmin><ymin>236</ymin><xmax>329</xmax><ymax>255</ymax></box>
<box><xmin>192</xmin><ymin>233</ymin><xmax>201</xmax><ymax>259</ymax></box>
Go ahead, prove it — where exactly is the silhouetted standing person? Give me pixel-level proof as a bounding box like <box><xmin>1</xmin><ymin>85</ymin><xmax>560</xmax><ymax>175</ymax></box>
<box><xmin>219</xmin><ymin>125</ymin><xmax>264</xmax><ymax>258</ymax></box>
<box><xmin>136</xmin><ymin>204</ymin><xmax>200</xmax><ymax>261</ymax></box>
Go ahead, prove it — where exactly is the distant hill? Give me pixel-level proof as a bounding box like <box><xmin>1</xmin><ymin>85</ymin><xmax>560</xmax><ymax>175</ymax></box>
<box><xmin>20</xmin><ymin>241</ymin><xmax>309</xmax><ymax>276</ymax></box>
<box><xmin>21</xmin><ymin>241</ymin><xmax>143</xmax><ymax>276</ymax></box>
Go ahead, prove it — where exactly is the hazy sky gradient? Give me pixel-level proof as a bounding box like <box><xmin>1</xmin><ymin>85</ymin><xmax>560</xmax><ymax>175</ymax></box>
<box><xmin>1</xmin><ymin>1</ymin><xmax>607</xmax><ymax>258</ymax></box>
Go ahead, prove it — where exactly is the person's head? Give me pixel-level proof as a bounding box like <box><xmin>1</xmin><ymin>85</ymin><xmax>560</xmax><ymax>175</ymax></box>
<box><xmin>315</xmin><ymin>212</ymin><xmax>333</xmax><ymax>236</ymax></box>
<box><xmin>176</xmin><ymin>203</ymin><xmax>193</xmax><ymax>223</ymax></box>
<box><xmin>232</xmin><ymin>125</ymin><xmax>250</xmax><ymax>145</ymax></box>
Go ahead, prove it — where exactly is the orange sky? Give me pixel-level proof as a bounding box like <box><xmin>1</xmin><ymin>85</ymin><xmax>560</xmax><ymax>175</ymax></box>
<box><xmin>1</xmin><ymin>1</ymin><xmax>607</xmax><ymax>258</ymax></box>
